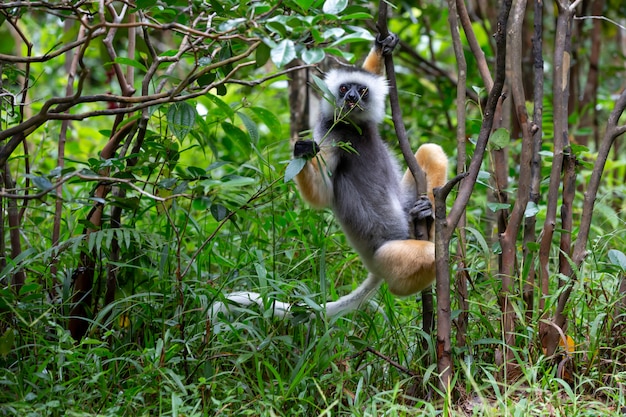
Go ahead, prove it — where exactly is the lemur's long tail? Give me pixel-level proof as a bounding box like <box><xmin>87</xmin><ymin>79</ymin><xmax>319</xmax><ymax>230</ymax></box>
<box><xmin>209</xmin><ymin>274</ymin><xmax>383</xmax><ymax>321</ymax></box>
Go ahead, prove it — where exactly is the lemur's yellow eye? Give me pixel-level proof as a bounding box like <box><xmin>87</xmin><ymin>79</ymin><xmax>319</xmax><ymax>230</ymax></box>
<box><xmin>359</xmin><ymin>88</ymin><xmax>368</xmax><ymax>96</ymax></box>
<box><xmin>339</xmin><ymin>85</ymin><xmax>348</xmax><ymax>94</ymax></box>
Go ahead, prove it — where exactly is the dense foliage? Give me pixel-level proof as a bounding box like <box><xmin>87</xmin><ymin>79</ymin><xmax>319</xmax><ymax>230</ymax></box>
<box><xmin>0</xmin><ymin>0</ymin><xmax>625</xmax><ymax>415</ymax></box>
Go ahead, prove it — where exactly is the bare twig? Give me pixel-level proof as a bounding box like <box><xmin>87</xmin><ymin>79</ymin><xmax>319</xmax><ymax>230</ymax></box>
<box><xmin>446</xmin><ymin>0</ymin><xmax>513</xmax><ymax>236</ymax></box>
<box><xmin>376</xmin><ymin>3</ymin><xmax>428</xmax><ymax>203</ymax></box>
<box><xmin>456</xmin><ymin>0</ymin><xmax>494</xmax><ymax>91</ymax></box>
<box><xmin>573</xmin><ymin>14</ymin><xmax>626</xmax><ymax>31</ymax></box>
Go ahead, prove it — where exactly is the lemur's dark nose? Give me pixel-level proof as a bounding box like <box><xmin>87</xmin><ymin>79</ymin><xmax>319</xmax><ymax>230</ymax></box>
<box><xmin>345</xmin><ymin>89</ymin><xmax>359</xmax><ymax>103</ymax></box>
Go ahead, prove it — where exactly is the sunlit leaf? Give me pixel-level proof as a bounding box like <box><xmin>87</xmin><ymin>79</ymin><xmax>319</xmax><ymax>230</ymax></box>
<box><xmin>322</xmin><ymin>0</ymin><xmax>347</xmax><ymax>14</ymax></box>
<box><xmin>205</xmin><ymin>94</ymin><xmax>234</xmax><ymax>120</ymax></box>
<box><xmin>301</xmin><ymin>48</ymin><xmax>325</xmax><ymax>64</ymax></box>
<box><xmin>271</xmin><ymin>39</ymin><xmax>296</xmax><ymax>68</ymax></box>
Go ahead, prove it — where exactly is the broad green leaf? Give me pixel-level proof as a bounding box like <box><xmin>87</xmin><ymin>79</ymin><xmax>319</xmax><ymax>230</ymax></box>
<box><xmin>205</xmin><ymin>94</ymin><xmax>234</xmax><ymax>119</ymax></box>
<box><xmin>192</xmin><ymin>196</ymin><xmax>211</xmax><ymax>211</ymax></box>
<box><xmin>329</xmin><ymin>28</ymin><xmax>373</xmax><ymax>47</ymax></box>
<box><xmin>221</xmin><ymin>122</ymin><xmax>252</xmax><ymax>156</ymax></box>
<box><xmin>220</xmin><ymin>175</ymin><xmax>255</xmax><ymax>187</ymax></box>
<box><xmin>187</xmin><ymin>166</ymin><xmax>208</xmax><ymax>179</ymax></box>
<box><xmin>167</xmin><ymin>102</ymin><xmax>197</xmax><ymax>141</ymax></box>
<box><xmin>284</xmin><ymin>158</ymin><xmax>306</xmax><ymax>183</ymax></box>
<box><xmin>322</xmin><ymin>0</ymin><xmax>347</xmax><ymax>14</ymax></box>
<box><xmin>524</xmin><ymin>201</ymin><xmax>539</xmax><ymax>218</ymax></box>
<box><xmin>197</xmin><ymin>71</ymin><xmax>216</xmax><ymax>87</ymax></box>
<box><xmin>271</xmin><ymin>39</ymin><xmax>296</xmax><ymax>68</ymax></box>
<box><xmin>321</xmin><ymin>28</ymin><xmax>345</xmax><ymax>40</ymax></box>
<box><xmin>255</xmin><ymin>43</ymin><xmax>271</xmax><ymax>67</ymax></box>
<box><xmin>301</xmin><ymin>48</ymin><xmax>325</xmax><ymax>64</ymax></box>
<box><xmin>216</xmin><ymin>84</ymin><xmax>227</xmax><ymax>96</ymax></box>
<box><xmin>211</xmin><ymin>204</ymin><xmax>228</xmax><ymax>221</ymax></box>
<box><xmin>608</xmin><ymin>249</ymin><xmax>626</xmax><ymax>272</ymax></box>
<box><xmin>489</xmin><ymin>128</ymin><xmax>510</xmax><ymax>150</ymax></box>
<box><xmin>250</xmin><ymin>107</ymin><xmax>281</xmax><ymax>135</ymax></box>
<box><xmin>27</xmin><ymin>174</ymin><xmax>53</xmax><ymax>191</ymax></box>
<box><xmin>266</xmin><ymin>21</ymin><xmax>287</xmax><ymax>37</ymax></box>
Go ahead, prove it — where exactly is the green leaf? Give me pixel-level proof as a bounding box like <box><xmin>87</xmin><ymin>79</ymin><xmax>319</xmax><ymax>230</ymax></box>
<box><xmin>608</xmin><ymin>249</ymin><xmax>626</xmax><ymax>272</ymax></box>
<box><xmin>167</xmin><ymin>102</ymin><xmax>197</xmax><ymax>141</ymax></box>
<box><xmin>329</xmin><ymin>31</ymin><xmax>373</xmax><ymax>47</ymax></box>
<box><xmin>524</xmin><ymin>201</ymin><xmax>540</xmax><ymax>218</ymax></box>
<box><xmin>321</xmin><ymin>28</ymin><xmax>345</xmax><ymax>40</ymax></box>
<box><xmin>487</xmin><ymin>202</ymin><xmax>510</xmax><ymax>212</ymax></box>
<box><xmin>113</xmin><ymin>56</ymin><xmax>147</xmax><ymax>72</ymax></box>
<box><xmin>0</xmin><ymin>328</ymin><xmax>15</xmax><ymax>357</ymax></box>
<box><xmin>211</xmin><ymin>204</ymin><xmax>228</xmax><ymax>221</ymax></box>
<box><xmin>284</xmin><ymin>158</ymin><xmax>306</xmax><ymax>183</ymax></box>
<box><xmin>465</xmin><ymin>226</ymin><xmax>490</xmax><ymax>256</ymax></box>
<box><xmin>266</xmin><ymin>21</ymin><xmax>287</xmax><ymax>37</ymax></box>
<box><xmin>489</xmin><ymin>128</ymin><xmax>510</xmax><ymax>150</ymax></box>
<box><xmin>204</xmin><ymin>94</ymin><xmax>235</xmax><ymax>120</ymax></box>
<box><xmin>294</xmin><ymin>0</ymin><xmax>316</xmax><ymax>10</ymax></box>
<box><xmin>220</xmin><ymin>175</ymin><xmax>255</xmax><ymax>188</ymax></box>
<box><xmin>28</xmin><ymin>174</ymin><xmax>54</xmax><ymax>191</ymax></box>
<box><xmin>311</xmin><ymin>74</ymin><xmax>334</xmax><ymax>104</ymax></box>
<box><xmin>271</xmin><ymin>39</ymin><xmax>296</xmax><ymax>68</ymax></box>
<box><xmin>255</xmin><ymin>43</ymin><xmax>271</xmax><ymax>67</ymax></box>
<box><xmin>322</xmin><ymin>0</ymin><xmax>348</xmax><ymax>14</ymax></box>
<box><xmin>135</xmin><ymin>0</ymin><xmax>157</xmax><ymax>9</ymax></box>
<box><xmin>187</xmin><ymin>166</ymin><xmax>208</xmax><ymax>179</ymax></box>
<box><xmin>197</xmin><ymin>71</ymin><xmax>216</xmax><ymax>87</ymax></box>
<box><xmin>216</xmin><ymin>84</ymin><xmax>227</xmax><ymax>96</ymax></box>
<box><xmin>221</xmin><ymin>122</ymin><xmax>252</xmax><ymax>156</ymax></box>
<box><xmin>250</xmin><ymin>107</ymin><xmax>281</xmax><ymax>135</ymax></box>
<box><xmin>301</xmin><ymin>48</ymin><xmax>325</xmax><ymax>65</ymax></box>
<box><xmin>339</xmin><ymin>12</ymin><xmax>372</xmax><ymax>20</ymax></box>
<box><xmin>237</xmin><ymin>111</ymin><xmax>259</xmax><ymax>143</ymax></box>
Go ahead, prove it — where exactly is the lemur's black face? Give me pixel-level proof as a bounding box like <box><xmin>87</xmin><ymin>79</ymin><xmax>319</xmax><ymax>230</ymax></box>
<box><xmin>338</xmin><ymin>83</ymin><xmax>369</xmax><ymax>110</ymax></box>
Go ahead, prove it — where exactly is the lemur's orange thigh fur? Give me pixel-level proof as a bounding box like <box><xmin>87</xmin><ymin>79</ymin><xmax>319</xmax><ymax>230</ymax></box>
<box><xmin>373</xmin><ymin>240</ymin><xmax>436</xmax><ymax>296</ymax></box>
<box><xmin>401</xmin><ymin>144</ymin><xmax>448</xmax><ymax>204</ymax></box>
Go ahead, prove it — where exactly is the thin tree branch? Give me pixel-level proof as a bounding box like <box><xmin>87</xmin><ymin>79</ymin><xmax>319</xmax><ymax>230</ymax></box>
<box><xmin>446</xmin><ymin>0</ymin><xmax>514</xmax><ymax>237</ymax></box>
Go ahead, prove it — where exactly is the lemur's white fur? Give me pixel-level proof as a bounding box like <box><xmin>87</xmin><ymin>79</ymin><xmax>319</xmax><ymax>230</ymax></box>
<box><xmin>209</xmin><ymin>274</ymin><xmax>382</xmax><ymax>322</ymax></box>
<box><xmin>321</xmin><ymin>68</ymin><xmax>389</xmax><ymax>125</ymax></box>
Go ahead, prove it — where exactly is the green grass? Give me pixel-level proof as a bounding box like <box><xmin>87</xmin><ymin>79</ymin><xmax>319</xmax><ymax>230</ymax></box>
<box><xmin>1</xmin><ymin>144</ymin><xmax>625</xmax><ymax>417</ymax></box>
